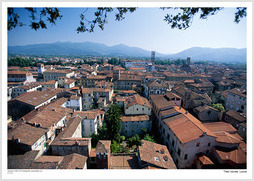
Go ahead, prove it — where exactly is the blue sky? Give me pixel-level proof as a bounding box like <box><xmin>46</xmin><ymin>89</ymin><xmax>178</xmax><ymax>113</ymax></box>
<box><xmin>8</xmin><ymin>7</ymin><xmax>247</xmax><ymax>54</ymax></box>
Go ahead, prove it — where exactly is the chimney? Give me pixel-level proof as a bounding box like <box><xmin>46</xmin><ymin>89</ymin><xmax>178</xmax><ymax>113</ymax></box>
<box><xmin>160</xmin><ymin>149</ymin><xmax>165</xmax><ymax>154</ymax></box>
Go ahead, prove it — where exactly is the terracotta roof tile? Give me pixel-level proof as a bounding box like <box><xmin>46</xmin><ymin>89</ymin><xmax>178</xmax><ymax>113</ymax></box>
<box><xmin>214</xmin><ymin>147</ymin><xmax>246</xmax><ymax>165</ymax></box>
<box><xmin>203</xmin><ymin>122</ymin><xmax>237</xmax><ymax>133</ymax></box>
<box><xmin>95</xmin><ymin>140</ymin><xmax>111</xmax><ymax>153</ymax></box>
<box><xmin>126</xmin><ymin>94</ymin><xmax>151</xmax><ymax>109</ymax></box>
<box><xmin>163</xmin><ymin>106</ymin><xmax>216</xmax><ymax>143</ymax></box>
<box><xmin>10</xmin><ymin>89</ymin><xmax>58</xmax><ymax>107</ymax></box>
<box><xmin>228</xmin><ymin>88</ymin><xmax>247</xmax><ymax>98</ymax></box>
<box><xmin>121</xmin><ymin>115</ymin><xmax>150</xmax><ymax>122</ymax></box>
<box><xmin>58</xmin><ymin>153</ymin><xmax>88</xmax><ymax>169</ymax></box>
<box><xmin>225</xmin><ymin>110</ymin><xmax>246</xmax><ymax>122</ymax></box>
<box><xmin>138</xmin><ymin>140</ymin><xmax>176</xmax><ymax>169</ymax></box>
<box><xmin>198</xmin><ymin>155</ymin><xmax>214</xmax><ymax>165</ymax></box>
<box><xmin>8</xmin><ymin>151</ymin><xmax>40</xmax><ymax>169</ymax></box>
<box><xmin>110</xmin><ymin>154</ymin><xmax>139</xmax><ymax>169</ymax></box>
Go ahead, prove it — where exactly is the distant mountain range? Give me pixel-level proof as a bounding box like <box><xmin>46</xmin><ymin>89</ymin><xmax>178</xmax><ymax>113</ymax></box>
<box><xmin>8</xmin><ymin>41</ymin><xmax>246</xmax><ymax>63</ymax></box>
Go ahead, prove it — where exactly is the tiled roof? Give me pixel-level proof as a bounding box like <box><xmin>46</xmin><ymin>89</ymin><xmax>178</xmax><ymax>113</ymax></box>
<box><xmin>8</xmin><ymin>71</ymin><xmax>31</xmax><ymax>75</ymax></box>
<box><xmin>194</xmin><ymin>105</ymin><xmax>218</xmax><ymax>113</ymax></box>
<box><xmin>43</xmin><ymin>80</ymin><xmax>57</xmax><ymax>85</ymax></box>
<box><xmin>214</xmin><ymin>147</ymin><xmax>246</xmax><ymax>165</ymax></box>
<box><xmin>225</xmin><ymin>110</ymin><xmax>246</xmax><ymax>122</ymax></box>
<box><xmin>203</xmin><ymin>122</ymin><xmax>244</xmax><ymax>144</ymax></box>
<box><xmin>138</xmin><ymin>140</ymin><xmax>176</xmax><ymax>169</ymax></box>
<box><xmin>190</xmin><ymin>82</ymin><xmax>214</xmax><ymax>88</ymax></box>
<box><xmin>70</xmin><ymin>95</ymin><xmax>81</xmax><ymax>100</ymax></box>
<box><xmin>20</xmin><ymin>82</ymin><xmax>42</xmax><ymax>90</ymax></box>
<box><xmin>203</xmin><ymin>122</ymin><xmax>237</xmax><ymax>133</ymax></box>
<box><xmin>95</xmin><ymin>140</ymin><xmax>111</xmax><ymax>153</ymax></box>
<box><xmin>150</xmin><ymin>94</ymin><xmax>177</xmax><ymax>111</ymax></box>
<box><xmin>125</xmin><ymin>94</ymin><xmax>152</xmax><ymax>109</ymax></box>
<box><xmin>8</xmin><ymin>123</ymin><xmax>47</xmax><ymax>146</ymax></box>
<box><xmin>215</xmin><ymin>132</ymin><xmax>243</xmax><ymax>144</ymax></box>
<box><xmin>74</xmin><ymin>110</ymin><xmax>101</xmax><ymax>120</ymax></box>
<box><xmin>228</xmin><ymin>88</ymin><xmax>247</xmax><ymax>98</ymax></box>
<box><xmin>118</xmin><ymin>74</ymin><xmax>142</xmax><ymax>81</ymax></box>
<box><xmin>30</xmin><ymin>156</ymin><xmax>63</xmax><ymax>169</ymax></box>
<box><xmin>121</xmin><ymin>115</ymin><xmax>150</xmax><ymax>122</ymax></box>
<box><xmin>163</xmin><ymin>106</ymin><xmax>216</xmax><ymax>143</ymax></box>
<box><xmin>110</xmin><ymin>154</ymin><xmax>139</xmax><ymax>169</ymax></box>
<box><xmin>10</xmin><ymin>89</ymin><xmax>58</xmax><ymax>107</ymax></box>
<box><xmin>8</xmin><ymin>98</ymin><xmax>72</xmax><ymax>146</ymax></box>
<box><xmin>118</xmin><ymin>90</ymin><xmax>137</xmax><ymax>94</ymax></box>
<box><xmin>86</xmin><ymin>75</ymin><xmax>106</xmax><ymax>80</ymax></box>
<box><xmin>64</xmin><ymin>78</ymin><xmax>76</xmax><ymax>85</ymax></box>
<box><xmin>81</xmin><ymin>88</ymin><xmax>111</xmax><ymax>94</ymax></box>
<box><xmin>58</xmin><ymin>153</ymin><xmax>88</xmax><ymax>169</ymax></box>
<box><xmin>197</xmin><ymin>154</ymin><xmax>214</xmax><ymax>165</ymax></box>
<box><xmin>160</xmin><ymin>108</ymin><xmax>179</xmax><ymax>118</ymax></box>
<box><xmin>44</xmin><ymin>69</ymin><xmax>73</xmax><ymax>74</ymax></box>
<box><xmin>145</xmin><ymin>79</ymin><xmax>167</xmax><ymax>88</ymax></box>
<box><xmin>8</xmin><ymin>150</ymin><xmax>40</xmax><ymax>169</ymax></box>
<box><xmin>51</xmin><ymin>115</ymin><xmax>90</xmax><ymax>147</ymax></box>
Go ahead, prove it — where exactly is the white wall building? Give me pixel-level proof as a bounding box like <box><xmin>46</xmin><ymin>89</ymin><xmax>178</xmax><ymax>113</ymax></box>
<box><xmin>124</xmin><ymin>94</ymin><xmax>152</xmax><ymax>116</ymax></box>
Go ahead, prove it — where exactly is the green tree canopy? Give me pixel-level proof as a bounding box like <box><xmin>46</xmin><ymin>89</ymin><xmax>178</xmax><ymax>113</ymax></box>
<box><xmin>211</xmin><ymin>103</ymin><xmax>225</xmax><ymax>112</ymax></box>
<box><xmin>8</xmin><ymin>57</ymin><xmax>36</xmax><ymax>67</ymax></box>
<box><xmin>143</xmin><ymin>134</ymin><xmax>155</xmax><ymax>143</ymax></box>
<box><xmin>8</xmin><ymin>7</ymin><xmax>246</xmax><ymax>32</ymax></box>
<box><xmin>105</xmin><ymin>104</ymin><xmax>122</xmax><ymax>141</ymax></box>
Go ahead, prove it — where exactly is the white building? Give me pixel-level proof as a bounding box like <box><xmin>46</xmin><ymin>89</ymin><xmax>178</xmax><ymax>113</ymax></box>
<box><xmin>74</xmin><ymin>110</ymin><xmax>104</xmax><ymax>137</ymax></box>
<box><xmin>43</xmin><ymin>69</ymin><xmax>74</xmax><ymax>82</ymax></box>
<box><xmin>120</xmin><ymin>115</ymin><xmax>151</xmax><ymax>137</ymax></box>
<box><xmin>150</xmin><ymin>94</ymin><xmax>217</xmax><ymax>168</ymax></box>
<box><xmin>11</xmin><ymin>82</ymin><xmax>42</xmax><ymax>98</ymax></box>
<box><xmin>8</xmin><ymin>71</ymin><xmax>36</xmax><ymax>84</ymax></box>
<box><xmin>124</xmin><ymin>94</ymin><xmax>152</xmax><ymax>116</ymax></box>
<box><xmin>63</xmin><ymin>95</ymin><xmax>82</xmax><ymax>111</ymax></box>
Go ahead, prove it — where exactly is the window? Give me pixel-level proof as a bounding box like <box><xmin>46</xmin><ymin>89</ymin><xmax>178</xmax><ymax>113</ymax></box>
<box><xmin>172</xmin><ymin>140</ymin><xmax>175</xmax><ymax>147</ymax></box>
<box><xmin>137</xmin><ymin>108</ymin><xmax>139</xmax><ymax>111</ymax></box>
<box><xmin>184</xmin><ymin>154</ymin><xmax>188</xmax><ymax>160</ymax></box>
<box><xmin>167</xmin><ymin>134</ymin><xmax>169</xmax><ymax>139</ymax></box>
<box><xmin>196</xmin><ymin>142</ymin><xmax>200</xmax><ymax>147</ymax></box>
<box><xmin>206</xmin><ymin>150</ymin><xmax>209</xmax><ymax>154</ymax></box>
<box><xmin>177</xmin><ymin>148</ymin><xmax>181</xmax><ymax>156</ymax></box>
<box><xmin>208</xmin><ymin>143</ymin><xmax>211</xmax><ymax>147</ymax></box>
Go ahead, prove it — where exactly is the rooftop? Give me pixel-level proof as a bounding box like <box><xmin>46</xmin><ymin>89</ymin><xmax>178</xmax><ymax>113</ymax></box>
<box><xmin>225</xmin><ymin>110</ymin><xmax>246</xmax><ymax>122</ymax></box>
<box><xmin>163</xmin><ymin>106</ymin><xmax>216</xmax><ymax>144</ymax></box>
<box><xmin>138</xmin><ymin>140</ymin><xmax>176</xmax><ymax>169</ymax></box>
<box><xmin>228</xmin><ymin>88</ymin><xmax>247</xmax><ymax>98</ymax></box>
<box><xmin>57</xmin><ymin>153</ymin><xmax>88</xmax><ymax>169</ymax></box>
<box><xmin>121</xmin><ymin>115</ymin><xmax>150</xmax><ymax>122</ymax></box>
<box><xmin>110</xmin><ymin>154</ymin><xmax>139</xmax><ymax>169</ymax></box>
<box><xmin>9</xmin><ymin>89</ymin><xmax>58</xmax><ymax>107</ymax></box>
<box><xmin>95</xmin><ymin>140</ymin><xmax>111</xmax><ymax>153</ymax></box>
<box><xmin>125</xmin><ymin>94</ymin><xmax>152</xmax><ymax>109</ymax></box>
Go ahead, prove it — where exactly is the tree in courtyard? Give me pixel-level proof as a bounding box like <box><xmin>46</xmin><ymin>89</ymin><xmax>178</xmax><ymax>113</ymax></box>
<box><xmin>127</xmin><ymin>134</ymin><xmax>141</xmax><ymax>148</ymax></box>
<box><xmin>105</xmin><ymin>104</ymin><xmax>122</xmax><ymax>141</ymax></box>
<box><xmin>90</xmin><ymin>123</ymin><xmax>108</xmax><ymax>148</ymax></box>
<box><xmin>211</xmin><ymin>103</ymin><xmax>225</xmax><ymax>112</ymax></box>
<box><xmin>8</xmin><ymin>7</ymin><xmax>246</xmax><ymax>32</ymax></box>
<box><xmin>143</xmin><ymin>134</ymin><xmax>155</xmax><ymax>143</ymax></box>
